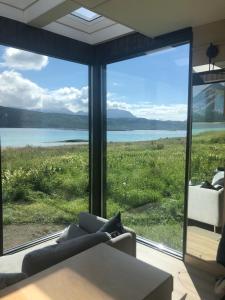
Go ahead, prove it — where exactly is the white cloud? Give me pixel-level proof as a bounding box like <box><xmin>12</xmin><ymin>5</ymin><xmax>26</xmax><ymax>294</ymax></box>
<box><xmin>0</xmin><ymin>69</ymin><xmax>187</xmax><ymax>121</ymax></box>
<box><xmin>107</xmin><ymin>96</ymin><xmax>187</xmax><ymax>121</ymax></box>
<box><xmin>132</xmin><ymin>103</ymin><xmax>187</xmax><ymax>121</ymax></box>
<box><xmin>0</xmin><ymin>70</ymin><xmax>44</xmax><ymax>109</ymax></box>
<box><xmin>0</xmin><ymin>70</ymin><xmax>88</xmax><ymax>112</ymax></box>
<box><xmin>0</xmin><ymin>47</ymin><xmax>48</xmax><ymax>70</ymax></box>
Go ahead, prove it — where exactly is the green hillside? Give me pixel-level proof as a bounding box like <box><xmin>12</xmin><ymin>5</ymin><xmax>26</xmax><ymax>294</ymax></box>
<box><xmin>0</xmin><ymin>106</ymin><xmax>187</xmax><ymax>131</ymax></box>
<box><xmin>0</xmin><ymin>106</ymin><xmax>88</xmax><ymax>129</ymax></box>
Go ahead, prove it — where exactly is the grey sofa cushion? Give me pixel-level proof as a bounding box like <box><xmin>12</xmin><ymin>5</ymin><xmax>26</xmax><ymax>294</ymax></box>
<box><xmin>0</xmin><ymin>273</ymin><xmax>27</xmax><ymax>290</ymax></box>
<box><xmin>79</xmin><ymin>212</ymin><xmax>105</xmax><ymax>233</ymax></box>
<box><xmin>22</xmin><ymin>232</ymin><xmax>110</xmax><ymax>276</ymax></box>
<box><xmin>57</xmin><ymin>224</ymin><xmax>87</xmax><ymax>243</ymax></box>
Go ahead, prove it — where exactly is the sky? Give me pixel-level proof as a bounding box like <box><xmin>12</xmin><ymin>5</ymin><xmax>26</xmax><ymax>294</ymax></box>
<box><xmin>0</xmin><ymin>43</ymin><xmax>190</xmax><ymax>121</ymax></box>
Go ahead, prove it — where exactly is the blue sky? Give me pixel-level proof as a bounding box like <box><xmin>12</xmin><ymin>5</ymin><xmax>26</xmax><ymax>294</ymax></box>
<box><xmin>107</xmin><ymin>44</ymin><xmax>189</xmax><ymax>120</ymax></box>
<box><xmin>0</xmin><ymin>46</ymin><xmax>88</xmax><ymax>89</ymax></box>
<box><xmin>19</xmin><ymin>58</ymin><xmax>88</xmax><ymax>90</ymax></box>
<box><xmin>108</xmin><ymin>44</ymin><xmax>189</xmax><ymax>105</ymax></box>
<box><xmin>0</xmin><ymin>43</ymin><xmax>189</xmax><ymax>120</ymax></box>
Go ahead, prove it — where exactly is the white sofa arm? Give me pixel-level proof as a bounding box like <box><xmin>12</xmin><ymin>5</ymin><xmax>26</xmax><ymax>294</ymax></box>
<box><xmin>188</xmin><ymin>185</ymin><xmax>224</xmax><ymax>227</ymax></box>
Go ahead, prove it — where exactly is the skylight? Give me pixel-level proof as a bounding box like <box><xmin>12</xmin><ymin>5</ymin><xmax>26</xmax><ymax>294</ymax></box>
<box><xmin>72</xmin><ymin>7</ymin><xmax>101</xmax><ymax>22</ymax></box>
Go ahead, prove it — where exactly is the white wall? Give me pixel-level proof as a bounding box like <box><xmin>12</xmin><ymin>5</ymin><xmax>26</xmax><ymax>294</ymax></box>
<box><xmin>193</xmin><ymin>19</ymin><xmax>225</xmax><ymax>67</ymax></box>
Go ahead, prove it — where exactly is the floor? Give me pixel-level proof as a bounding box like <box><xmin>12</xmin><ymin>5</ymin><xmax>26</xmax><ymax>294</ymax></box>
<box><xmin>137</xmin><ymin>243</ymin><xmax>220</xmax><ymax>300</ymax></box>
<box><xmin>0</xmin><ymin>239</ymin><xmax>223</xmax><ymax>299</ymax></box>
<box><xmin>186</xmin><ymin>226</ymin><xmax>225</xmax><ymax>277</ymax></box>
<box><xmin>187</xmin><ymin>226</ymin><xmax>220</xmax><ymax>262</ymax></box>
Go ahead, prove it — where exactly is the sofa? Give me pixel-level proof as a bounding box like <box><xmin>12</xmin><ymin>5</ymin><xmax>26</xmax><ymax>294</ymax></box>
<box><xmin>0</xmin><ymin>212</ymin><xmax>136</xmax><ymax>288</ymax></box>
<box><xmin>22</xmin><ymin>212</ymin><xmax>136</xmax><ymax>276</ymax></box>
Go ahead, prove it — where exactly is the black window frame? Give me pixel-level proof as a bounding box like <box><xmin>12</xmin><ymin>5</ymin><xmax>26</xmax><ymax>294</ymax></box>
<box><xmin>0</xmin><ymin>16</ymin><xmax>192</xmax><ymax>258</ymax></box>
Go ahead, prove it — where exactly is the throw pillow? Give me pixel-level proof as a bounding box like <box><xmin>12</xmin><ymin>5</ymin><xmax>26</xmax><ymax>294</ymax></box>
<box><xmin>57</xmin><ymin>224</ymin><xmax>87</xmax><ymax>243</ymax></box>
<box><xmin>97</xmin><ymin>212</ymin><xmax>124</xmax><ymax>235</ymax></box>
<box><xmin>201</xmin><ymin>181</ymin><xmax>217</xmax><ymax>190</ymax></box>
<box><xmin>212</xmin><ymin>171</ymin><xmax>224</xmax><ymax>187</ymax></box>
<box><xmin>214</xmin><ymin>184</ymin><xmax>223</xmax><ymax>191</ymax></box>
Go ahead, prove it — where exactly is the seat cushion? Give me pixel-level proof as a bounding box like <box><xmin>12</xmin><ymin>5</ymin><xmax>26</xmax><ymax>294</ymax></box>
<box><xmin>57</xmin><ymin>224</ymin><xmax>87</xmax><ymax>243</ymax></box>
<box><xmin>22</xmin><ymin>232</ymin><xmax>110</xmax><ymax>276</ymax></box>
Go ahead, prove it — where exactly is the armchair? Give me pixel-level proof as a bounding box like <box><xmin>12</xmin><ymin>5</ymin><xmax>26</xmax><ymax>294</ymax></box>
<box><xmin>188</xmin><ymin>170</ymin><xmax>225</xmax><ymax>230</ymax></box>
<box><xmin>188</xmin><ymin>185</ymin><xmax>224</xmax><ymax>229</ymax></box>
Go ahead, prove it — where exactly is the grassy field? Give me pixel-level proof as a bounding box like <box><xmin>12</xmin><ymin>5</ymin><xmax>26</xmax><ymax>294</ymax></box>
<box><xmin>2</xmin><ymin>130</ymin><xmax>225</xmax><ymax>251</ymax></box>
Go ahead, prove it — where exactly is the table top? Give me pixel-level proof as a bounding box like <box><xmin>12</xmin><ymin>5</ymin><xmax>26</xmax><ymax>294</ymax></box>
<box><xmin>0</xmin><ymin>243</ymin><xmax>172</xmax><ymax>300</ymax></box>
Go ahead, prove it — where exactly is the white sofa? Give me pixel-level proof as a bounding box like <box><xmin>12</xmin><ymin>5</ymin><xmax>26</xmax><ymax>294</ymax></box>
<box><xmin>188</xmin><ymin>171</ymin><xmax>224</xmax><ymax>229</ymax></box>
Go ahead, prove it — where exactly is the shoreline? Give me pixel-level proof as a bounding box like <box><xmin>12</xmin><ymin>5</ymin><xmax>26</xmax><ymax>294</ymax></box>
<box><xmin>0</xmin><ymin>136</ymin><xmax>191</xmax><ymax>150</ymax></box>
<box><xmin>47</xmin><ymin>139</ymin><xmax>88</xmax><ymax>143</ymax></box>
<box><xmin>1</xmin><ymin>126</ymin><xmax>225</xmax><ymax>149</ymax></box>
<box><xmin>0</xmin><ymin>121</ymin><xmax>225</xmax><ymax>131</ymax></box>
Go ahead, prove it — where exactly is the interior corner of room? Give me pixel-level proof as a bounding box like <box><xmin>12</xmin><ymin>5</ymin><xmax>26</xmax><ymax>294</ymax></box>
<box><xmin>0</xmin><ymin>1</ymin><xmax>225</xmax><ymax>299</ymax></box>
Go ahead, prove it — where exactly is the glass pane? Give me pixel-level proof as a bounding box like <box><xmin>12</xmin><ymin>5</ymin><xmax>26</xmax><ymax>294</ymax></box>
<box><xmin>187</xmin><ymin>81</ymin><xmax>225</xmax><ymax>264</ymax></box>
<box><xmin>106</xmin><ymin>44</ymin><xmax>190</xmax><ymax>252</ymax></box>
<box><xmin>0</xmin><ymin>46</ymin><xmax>89</xmax><ymax>250</ymax></box>
<box><xmin>72</xmin><ymin>7</ymin><xmax>100</xmax><ymax>21</ymax></box>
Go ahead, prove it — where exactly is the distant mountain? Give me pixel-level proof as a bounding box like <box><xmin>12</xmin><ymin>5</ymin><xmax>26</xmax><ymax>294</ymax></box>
<box><xmin>76</xmin><ymin>109</ymin><xmax>135</xmax><ymax>119</ymax></box>
<box><xmin>37</xmin><ymin>108</ymin><xmax>136</xmax><ymax>119</ymax></box>
<box><xmin>107</xmin><ymin>109</ymin><xmax>135</xmax><ymax>119</ymax></box>
<box><xmin>0</xmin><ymin>106</ymin><xmax>186</xmax><ymax>131</ymax></box>
<box><xmin>76</xmin><ymin>111</ymin><xmax>88</xmax><ymax>116</ymax></box>
<box><xmin>35</xmin><ymin>108</ymin><xmax>75</xmax><ymax>115</ymax></box>
<box><xmin>0</xmin><ymin>106</ymin><xmax>88</xmax><ymax>129</ymax></box>
<box><xmin>107</xmin><ymin>117</ymin><xmax>186</xmax><ymax>131</ymax></box>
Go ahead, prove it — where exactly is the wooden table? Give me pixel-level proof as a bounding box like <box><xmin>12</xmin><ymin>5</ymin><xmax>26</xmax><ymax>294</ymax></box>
<box><xmin>0</xmin><ymin>243</ymin><xmax>173</xmax><ymax>300</ymax></box>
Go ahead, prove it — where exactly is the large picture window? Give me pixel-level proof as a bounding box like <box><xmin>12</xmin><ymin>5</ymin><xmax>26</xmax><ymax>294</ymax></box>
<box><xmin>0</xmin><ymin>46</ymin><xmax>89</xmax><ymax>250</ymax></box>
<box><xmin>106</xmin><ymin>44</ymin><xmax>190</xmax><ymax>252</ymax></box>
<box><xmin>187</xmin><ymin>79</ymin><xmax>225</xmax><ymax>264</ymax></box>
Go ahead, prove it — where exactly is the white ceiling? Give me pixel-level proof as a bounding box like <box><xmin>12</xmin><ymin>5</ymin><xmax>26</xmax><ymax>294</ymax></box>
<box><xmin>0</xmin><ymin>0</ymin><xmax>36</xmax><ymax>10</ymax></box>
<box><xmin>79</xmin><ymin>0</ymin><xmax>225</xmax><ymax>37</ymax></box>
<box><xmin>0</xmin><ymin>0</ymin><xmax>132</xmax><ymax>44</ymax></box>
<box><xmin>0</xmin><ymin>0</ymin><xmax>225</xmax><ymax>44</ymax></box>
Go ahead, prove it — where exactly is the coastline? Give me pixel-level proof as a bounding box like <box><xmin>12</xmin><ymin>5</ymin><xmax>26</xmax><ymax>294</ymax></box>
<box><xmin>0</xmin><ymin>123</ymin><xmax>225</xmax><ymax>148</ymax></box>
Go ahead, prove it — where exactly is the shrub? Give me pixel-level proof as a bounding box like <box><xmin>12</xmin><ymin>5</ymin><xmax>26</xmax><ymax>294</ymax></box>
<box><xmin>3</xmin><ymin>182</ymin><xmax>33</xmax><ymax>203</ymax></box>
